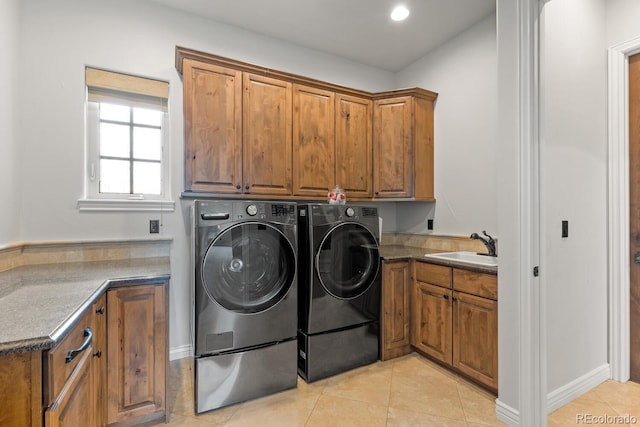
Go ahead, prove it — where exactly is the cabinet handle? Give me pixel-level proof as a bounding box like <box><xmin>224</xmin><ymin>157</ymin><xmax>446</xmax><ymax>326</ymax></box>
<box><xmin>452</xmin><ymin>296</ymin><xmax>457</xmax><ymax>302</ymax></box>
<box><xmin>443</xmin><ymin>294</ymin><xmax>449</xmax><ymax>300</ymax></box>
<box><xmin>93</xmin><ymin>350</ymin><xmax>102</xmax><ymax>358</ymax></box>
<box><xmin>96</xmin><ymin>305</ymin><xmax>105</xmax><ymax>315</ymax></box>
<box><xmin>65</xmin><ymin>328</ymin><xmax>93</xmax><ymax>363</ymax></box>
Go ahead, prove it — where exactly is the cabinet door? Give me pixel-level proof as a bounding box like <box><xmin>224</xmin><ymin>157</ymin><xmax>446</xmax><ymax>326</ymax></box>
<box><xmin>293</xmin><ymin>84</ymin><xmax>335</xmax><ymax>196</ymax></box>
<box><xmin>412</xmin><ymin>281</ymin><xmax>452</xmax><ymax>365</ymax></box>
<box><xmin>243</xmin><ymin>73</ymin><xmax>293</xmax><ymax>195</ymax></box>
<box><xmin>107</xmin><ymin>284</ymin><xmax>167</xmax><ymax>425</ymax></box>
<box><xmin>452</xmin><ymin>291</ymin><xmax>498</xmax><ymax>391</ymax></box>
<box><xmin>45</xmin><ymin>347</ymin><xmax>95</xmax><ymax>427</ymax></box>
<box><xmin>183</xmin><ymin>59</ymin><xmax>243</xmax><ymax>193</ymax></box>
<box><xmin>381</xmin><ymin>261</ymin><xmax>411</xmax><ymax>361</ymax></box>
<box><xmin>0</xmin><ymin>351</ymin><xmax>42</xmax><ymax>427</ymax></box>
<box><xmin>336</xmin><ymin>94</ymin><xmax>372</xmax><ymax>197</ymax></box>
<box><xmin>373</xmin><ymin>96</ymin><xmax>413</xmax><ymax>198</ymax></box>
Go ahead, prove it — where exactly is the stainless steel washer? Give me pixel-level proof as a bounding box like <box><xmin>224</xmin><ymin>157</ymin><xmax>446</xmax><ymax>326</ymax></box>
<box><xmin>193</xmin><ymin>200</ymin><xmax>297</xmax><ymax>413</ymax></box>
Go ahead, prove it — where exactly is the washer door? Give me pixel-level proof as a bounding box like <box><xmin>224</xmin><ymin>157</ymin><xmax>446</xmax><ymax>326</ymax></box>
<box><xmin>202</xmin><ymin>222</ymin><xmax>296</xmax><ymax>313</ymax></box>
<box><xmin>315</xmin><ymin>222</ymin><xmax>380</xmax><ymax>299</ymax></box>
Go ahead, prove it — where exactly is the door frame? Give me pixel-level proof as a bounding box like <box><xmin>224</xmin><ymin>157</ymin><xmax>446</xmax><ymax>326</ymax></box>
<box><xmin>607</xmin><ymin>36</ymin><xmax>640</xmax><ymax>383</ymax></box>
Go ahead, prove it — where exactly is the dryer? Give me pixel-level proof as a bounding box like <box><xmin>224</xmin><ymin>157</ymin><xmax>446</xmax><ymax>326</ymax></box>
<box><xmin>193</xmin><ymin>200</ymin><xmax>297</xmax><ymax>413</ymax></box>
<box><xmin>297</xmin><ymin>203</ymin><xmax>381</xmax><ymax>382</ymax></box>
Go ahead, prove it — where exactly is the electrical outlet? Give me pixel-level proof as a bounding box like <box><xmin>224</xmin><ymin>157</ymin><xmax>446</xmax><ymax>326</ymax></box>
<box><xmin>150</xmin><ymin>219</ymin><xmax>160</xmax><ymax>234</ymax></box>
<box><xmin>562</xmin><ymin>220</ymin><xmax>568</xmax><ymax>238</ymax></box>
<box><xmin>427</xmin><ymin>219</ymin><xmax>434</xmax><ymax>230</ymax></box>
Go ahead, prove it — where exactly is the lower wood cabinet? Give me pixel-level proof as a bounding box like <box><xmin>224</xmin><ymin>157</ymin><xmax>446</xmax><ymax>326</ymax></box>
<box><xmin>45</xmin><ymin>293</ymin><xmax>105</xmax><ymax>427</ymax></box>
<box><xmin>412</xmin><ymin>261</ymin><xmax>498</xmax><ymax>392</ymax></box>
<box><xmin>412</xmin><ymin>280</ymin><xmax>453</xmax><ymax>365</ymax></box>
<box><xmin>0</xmin><ymin>280</ymin><xmax>169</xmax><ymax>427</ymax></box>
<box><xmin>381</xmin><ymin>261</ymin><xmax>412</xmax><ymax>361</ymax></box>
<box><xmin>452</xmin><ymin>290</ymin><xmax>498</xmax><ymax>390</ymax></box>
<box><xmin>107</xmin><ymin>282</ymin><xmax>167</xmax><ymax>426</ymax></box>
<box><xmin>0</xmin><ymin>351</ymin><xmax>42</xmax><ymax>426</ymax></box>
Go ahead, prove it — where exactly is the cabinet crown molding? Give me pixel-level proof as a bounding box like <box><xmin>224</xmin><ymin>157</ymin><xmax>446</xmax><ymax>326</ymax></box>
<box><xmin>175</xmin><ymin>46</ymin><xmax>438</xmax><ymax>101</ymax></box>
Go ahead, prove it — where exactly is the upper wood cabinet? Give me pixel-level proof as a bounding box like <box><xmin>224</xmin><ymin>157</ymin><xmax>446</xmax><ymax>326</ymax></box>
<box><xmin>336</xmin><ymin>94</ymin><xmax>373</xmax><ymax>197</ymax></box>
<box><xmin>373</xmin><ymin>91</ymin><xmax>436</xmax><ymax>200</ymax></box>
<box><xmin>176</xmin><ymin>47</ymin><xmax>437</xmax><ymax>201</ymax></box>
<box><xmin>293</xmin><ymin>84</ymin><xmax>335</xmax><ymax>197</ymax></box>
<box><xmin>183</xmin><ymin>59</ymin><xmax>243</xmax><ymax>193</ymax></box>
<box><xmin>243</xmin><ymin>74</ymin><xmax>293</xmax><ymax>195</ymax></box>
<box><xmin>292</xmin><ymin>86</ymin><xmax>373</xmax><ymax>198</ymax></box>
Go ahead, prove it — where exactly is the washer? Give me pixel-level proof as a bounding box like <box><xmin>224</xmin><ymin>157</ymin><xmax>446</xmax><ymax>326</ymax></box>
<box><xmin>297</xmin><ymin>203</ymin><xmax>381</xmax><ymax>382</ymax></box>
<box><xmin>193</xmin><ymin>200</ymin><xmax>297</xmax><ymax>414</ymax></box>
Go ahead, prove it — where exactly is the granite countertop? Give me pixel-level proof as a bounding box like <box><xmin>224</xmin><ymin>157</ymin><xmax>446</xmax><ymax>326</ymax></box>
<box><xmin>0</xmin><ymin>257</ymin><xmax>170</xmax><ymax>355</ymax></box>
<box><xmin>379</xmin><ymin>245</ymin><xmax>498</xmax><ymax>275</ymax></box>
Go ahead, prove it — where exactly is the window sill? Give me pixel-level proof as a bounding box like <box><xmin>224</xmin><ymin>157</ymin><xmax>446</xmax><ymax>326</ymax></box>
<box><xmin>77</xmin><ymin>198</ymin><xmax>175</xmax><ymax>212</ymax></box>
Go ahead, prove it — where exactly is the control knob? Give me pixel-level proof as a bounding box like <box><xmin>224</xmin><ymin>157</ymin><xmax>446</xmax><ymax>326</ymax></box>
<box><xmin>246</xmin><ymin>205</ymin><xmax>258</xmax><ymax>216</ymax></box>
<box><xmin>345</xmin><ymin>207</ymin><xmax>355</xmax><ymax>217</ymax></box>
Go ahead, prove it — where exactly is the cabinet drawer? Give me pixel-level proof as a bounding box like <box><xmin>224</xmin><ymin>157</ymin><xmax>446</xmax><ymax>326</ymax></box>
<box><xmin>452</xmin><ymin>269</ymin><xmax>497</xmax><ymax>300</ymax></box>
<box><xmin>46</xmin><ymin>306</ymin><xmax>95</xmax><ymax>403</ymax></box>
<box><xmin>414</xmin><ymin>261</ymin><xmax>451</xmax><ymax>288</ymax></box>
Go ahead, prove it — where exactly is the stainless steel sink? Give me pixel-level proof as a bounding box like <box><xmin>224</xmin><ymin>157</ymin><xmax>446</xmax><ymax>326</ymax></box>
<box><xmin>423</xmin><ymin>251</ymin><xmax>498</xmax><ymax>267</ymax></box>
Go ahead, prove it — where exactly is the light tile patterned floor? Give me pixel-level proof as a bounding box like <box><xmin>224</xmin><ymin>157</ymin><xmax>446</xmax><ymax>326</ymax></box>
<box><xmin>547</xmin><ymin>379</ymin><xmax>640</xmax><ymax>426</ymax></box>
<box><xmin>150</xmin><ymin>353</ymin><xmax>640</xmax><ymax>426</ymax></box>
<box><xmin>154</xmin><ymin>353</ymin><xmax>505</xmax><ymax>426</ymax></box>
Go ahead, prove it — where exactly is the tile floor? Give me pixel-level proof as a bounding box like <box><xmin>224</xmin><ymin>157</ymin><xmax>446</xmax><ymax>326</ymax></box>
<box><xmin>155</xmin><ymin>353</ymin><xmax>504</xmax><ymax>426</ymax></box>
<box><xmin>150</xmin><ymin>353</ymin><xmax>640</xmax><ymax>426</ymax></box>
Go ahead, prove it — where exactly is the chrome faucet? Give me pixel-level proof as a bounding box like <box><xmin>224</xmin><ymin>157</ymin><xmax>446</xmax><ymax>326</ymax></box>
<box><xmin>470</xmin><ymin>230</ymin><xmax>497</xmax><ymax>257</ymax></box>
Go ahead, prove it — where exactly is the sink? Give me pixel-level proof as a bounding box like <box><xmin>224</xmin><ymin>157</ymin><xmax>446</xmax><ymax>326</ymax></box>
<box><xmin>423</xmin><ymin>251</ymin><xmax>498</xmax><ymax>267</ymax></box>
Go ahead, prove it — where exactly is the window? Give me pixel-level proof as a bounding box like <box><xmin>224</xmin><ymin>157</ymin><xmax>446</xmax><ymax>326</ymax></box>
<box><xmin>79</xmin><ymin>67</ymin><xmax>174</xmax><ymax>211</ymax></box>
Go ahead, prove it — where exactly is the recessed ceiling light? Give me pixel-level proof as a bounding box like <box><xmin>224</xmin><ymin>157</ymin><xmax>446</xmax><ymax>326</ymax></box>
<box><xmin>390</xmin><ymin>5</ymin><xmax>410</xmax><ymax>21</ymax></box>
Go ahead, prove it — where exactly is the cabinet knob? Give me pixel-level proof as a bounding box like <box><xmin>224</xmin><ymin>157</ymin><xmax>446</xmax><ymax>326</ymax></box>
<box><xmin>96</xmin><ymin>306</ymin><xmax>105</xmax><ymax>315</ymax></box>
<box><xmin>375</xmin><ymin>191</ymin><xmax>379</xmax><ymax>196</ymax></box>
<box><xmin>443</xmin><ymin>294</ymin><xmax>449</xmax><ymax>300</ymax></box>
<box><xmin>93</xmin><ymin>350</ymin><xmax>102</xmax><ymax>358</ymax></box>
<box><xmin>245</xmin><ymin>185</ymin><xmax>250</xmax><ymax>190</ymax></box>
<box><xmin>236</xmin><ymin>184</ymin><xmax>241</xmax><ymax>190</ymax></box>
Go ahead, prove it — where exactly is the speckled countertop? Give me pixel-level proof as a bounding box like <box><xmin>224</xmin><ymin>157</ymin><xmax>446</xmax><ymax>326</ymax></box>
<box><xmin>379</xmin><ymin>245</ymin><xmax>498</xmax><ymax>275</ymax></box>
<box><xmin>0</xmin><ymin>257</ymin><xmax>170</xmax><ymax>355</ymax></box>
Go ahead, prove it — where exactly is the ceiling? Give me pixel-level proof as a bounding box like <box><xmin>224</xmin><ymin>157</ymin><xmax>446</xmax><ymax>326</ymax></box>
<box><xmin>149</xmin><ymin>0</ymin><xmax>496</xmax><ymax>72</ymax></box>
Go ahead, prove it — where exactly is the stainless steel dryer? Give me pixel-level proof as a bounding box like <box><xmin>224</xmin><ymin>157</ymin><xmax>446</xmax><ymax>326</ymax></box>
<box><xmin>194</xmin><ymin>200</ymin><xmax>297</xmax><ymax>414</ymax></box>
<box><xmin>297</xmin><ymin>204</ymin><xmax>381</xmax><ymax>382</ymax></box>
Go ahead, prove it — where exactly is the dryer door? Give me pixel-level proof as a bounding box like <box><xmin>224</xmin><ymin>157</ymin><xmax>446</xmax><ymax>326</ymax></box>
<box><xmin>316</xmin><ymin>222</ymin><xmax>380</xmax><ymax>299</ymax></box>
<box><xmin>202</xmin><ymin>222</ymin><xmax>296</xmax><ymax>313</ymax></box>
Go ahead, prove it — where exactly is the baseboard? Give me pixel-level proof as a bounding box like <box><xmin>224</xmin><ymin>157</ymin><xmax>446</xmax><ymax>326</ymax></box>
<box><xmin>496</xmin><ymin>399</ymin><xmax>519</xmax><ymax>426</ymax></box>
<box><xmin>169</xmin><ymin>344</ymin><xmax>193</xmax><ymax>361</ymax></box>
<box><xmin>546</xmin><ymin>363</ymin><xmax>611</xmax><ymax>413</ymax></box>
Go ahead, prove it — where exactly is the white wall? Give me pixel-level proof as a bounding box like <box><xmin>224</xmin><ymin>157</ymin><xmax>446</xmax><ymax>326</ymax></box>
<box><xmin>606</xmin><ymin>0</ymin><xmax>640</xmax><ymax>47</ymax></box>
<box><xmin>542</xmin><ymin>0</ymin><xmax>609</xmax><ymax>395</ymax></box>
<box><xmin>395</xmin><ymin>14</ymin><xmax>497</xmax><ymax>237</ymax></box>
<box><xmin>0</xmin><ymin>0</ymin><xmax>20</xmax><ymax>246</ymax></box>
<box><xmin>16</xmin><ymin>0</ymin><xmax>395</xmax><ymax>356</ymax></box>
